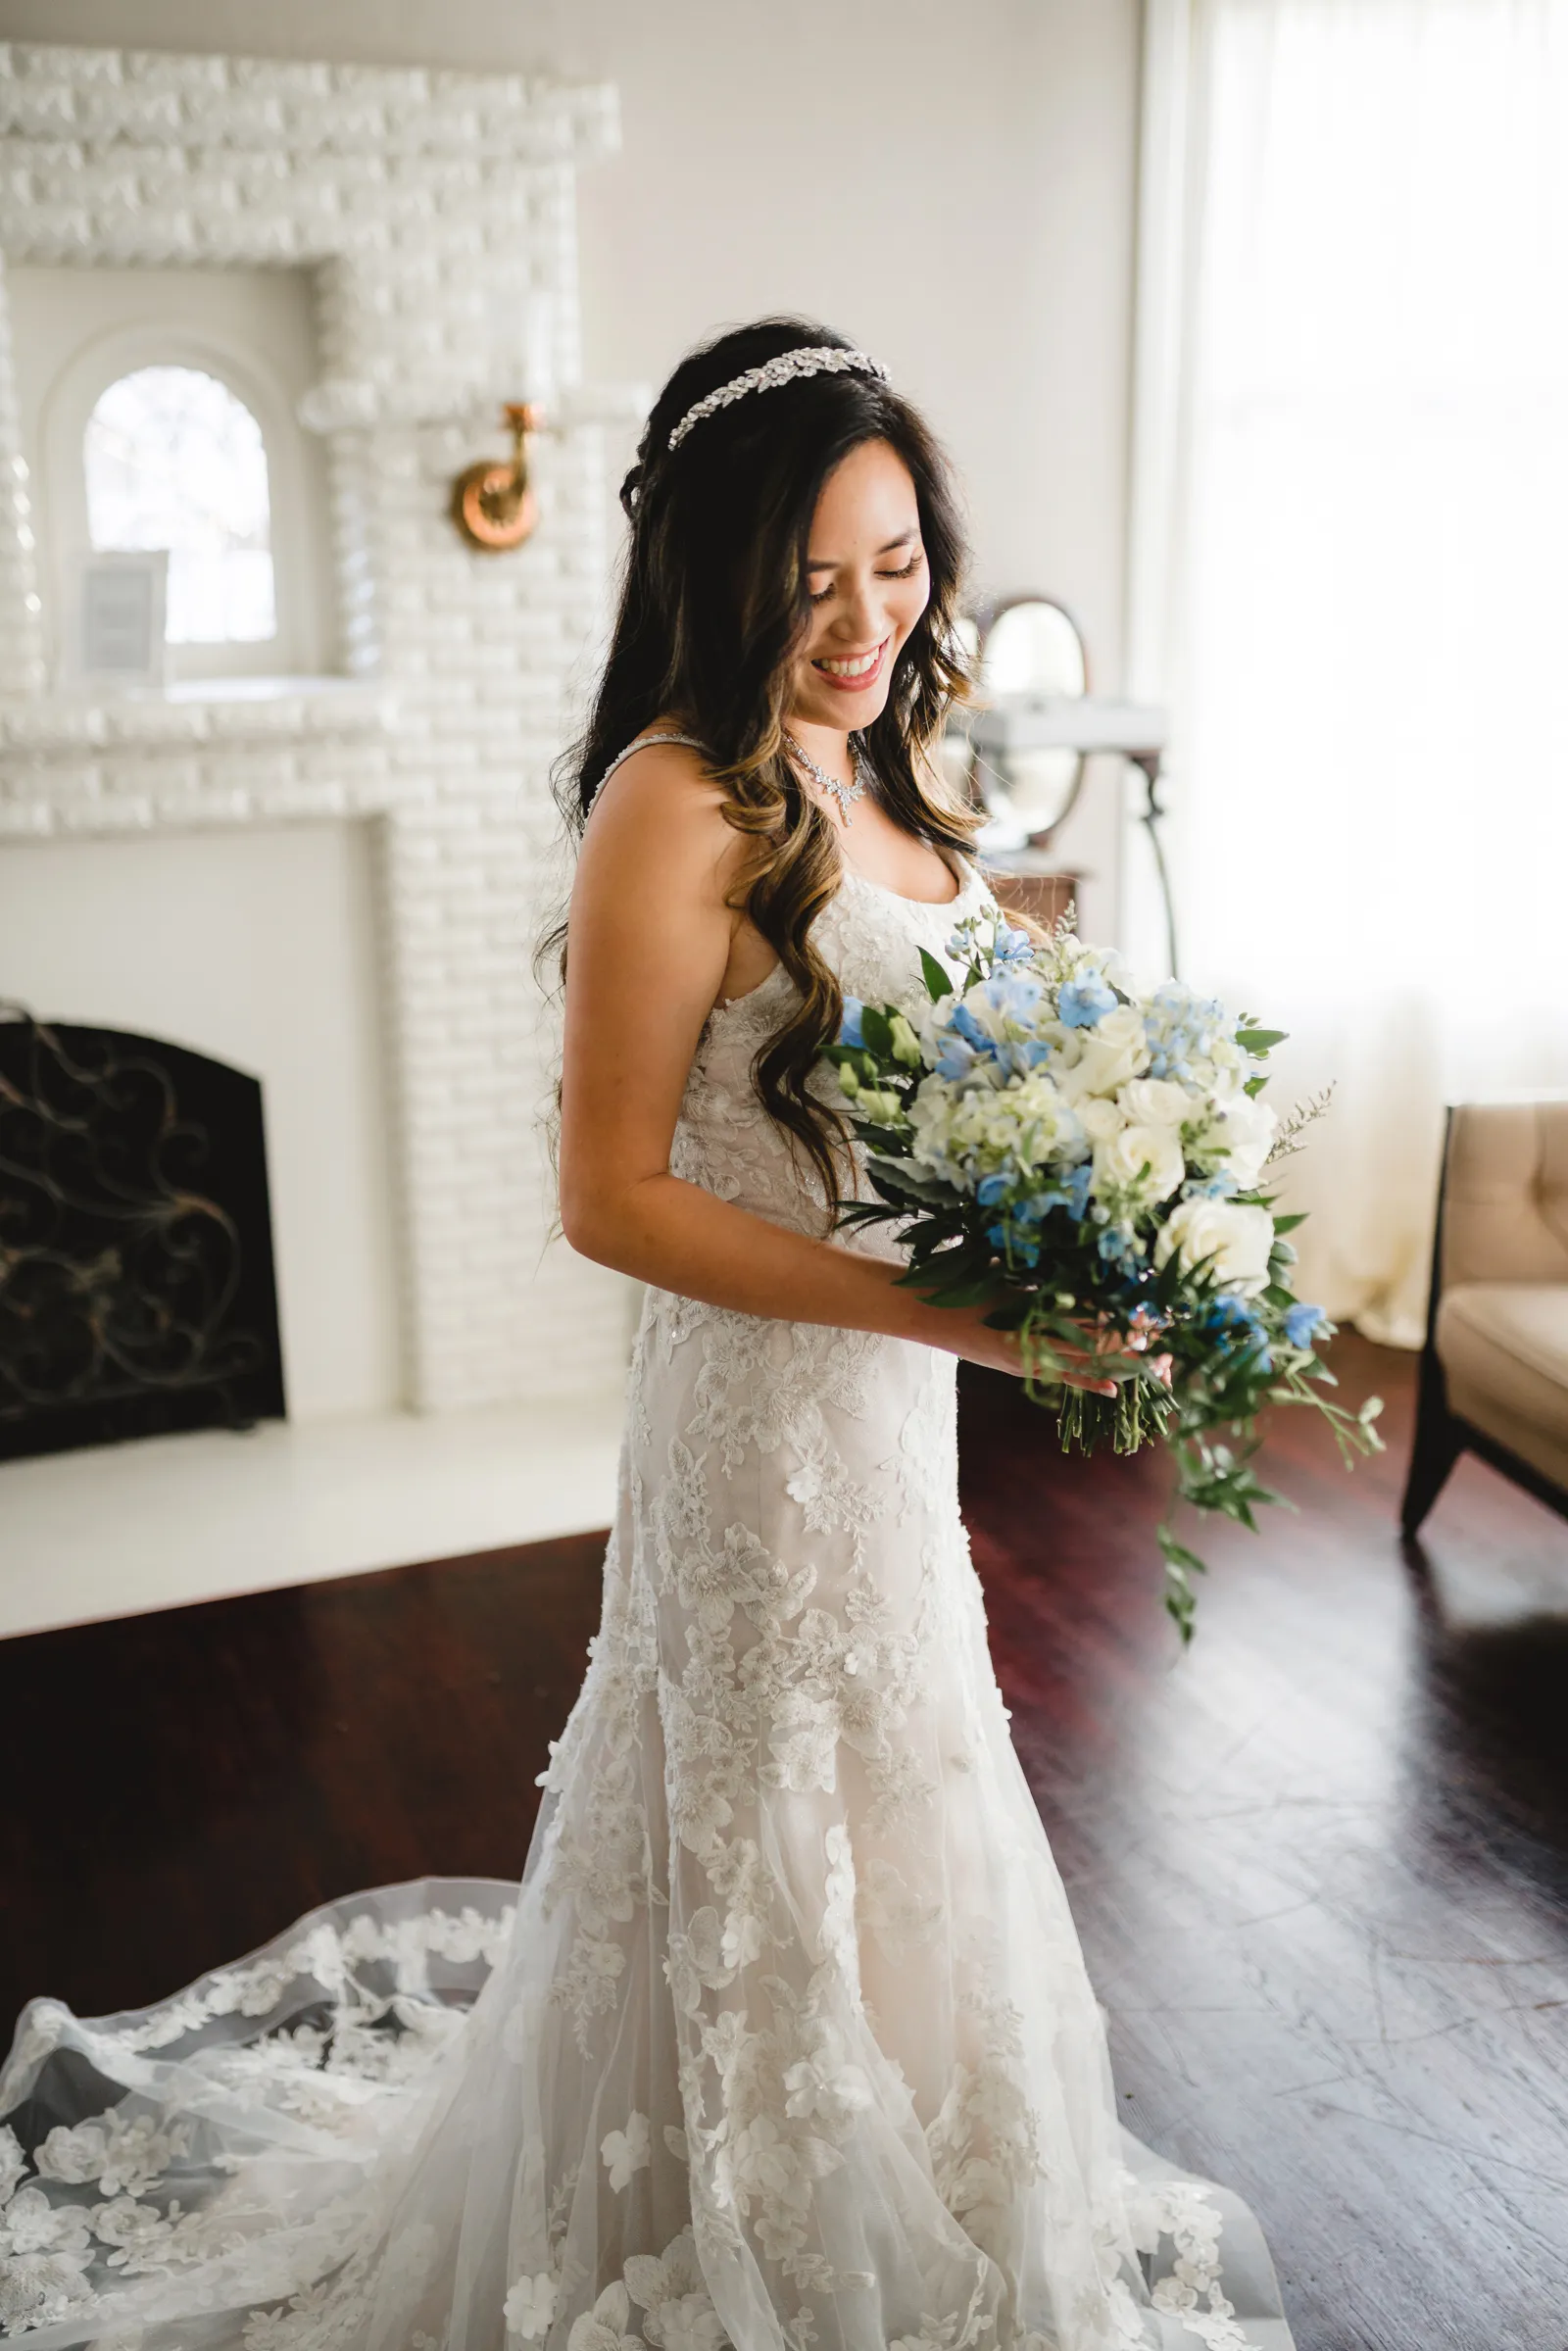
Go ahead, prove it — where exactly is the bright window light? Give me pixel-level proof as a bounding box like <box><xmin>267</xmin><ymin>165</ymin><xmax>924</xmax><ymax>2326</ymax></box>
<box><xmin>83</xmin><ymin>366</ymin><xmax>275</xmax><ymax>646</ymax></box>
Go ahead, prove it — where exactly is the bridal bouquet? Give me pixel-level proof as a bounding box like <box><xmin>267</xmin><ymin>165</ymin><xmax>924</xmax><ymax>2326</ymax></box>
<box><xmin>822</xmin><ymin>910</ymin><xmax>1383</xmax><ymax>1638</ymax></box>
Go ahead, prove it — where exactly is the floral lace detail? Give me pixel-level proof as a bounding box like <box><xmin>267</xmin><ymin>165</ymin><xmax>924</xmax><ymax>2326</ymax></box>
<box><xmin>1</xmin><ymin>1903</ymin><xmax>512</xmax><ymax>2103</ymax></box>
<box><xmin>0</xmin><ymin>1897</ymin><xmax>513</xmax><ymax>2339</ymax></box>
<box><xmin>666</xmin><ymin>865</ymin><xmax>987</xmax><ymax>1253</ymax></box>
<box><xmin>0</xmin><ymin>853</ymin><xmax>1283</xmax><ymax>2351</ymax></box>
<box><xmin>1143</xmin><ymin>2181</ymin><xmax>1259</xmax><ymax>2349</ymax></box>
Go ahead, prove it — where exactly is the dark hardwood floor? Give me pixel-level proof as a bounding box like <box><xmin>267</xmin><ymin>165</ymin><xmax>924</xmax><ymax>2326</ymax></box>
<box><xmin>4</xmin><ymin>1334</ymin><xmax>1566</xmax><ymax>2349</ymax></box>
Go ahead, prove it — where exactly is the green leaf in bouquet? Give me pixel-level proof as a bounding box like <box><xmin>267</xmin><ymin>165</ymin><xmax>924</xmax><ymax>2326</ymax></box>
<box><xmin>858</xmin><ymin>1004</ymin><xmax>896</xmax><ymax>1056</ymax></box>
<box><xmin>1157</xmin><ymin>1528</ymin><xmax>1208</xmax><ymax>1580</ymax></box>
<box><xmin>1236</xmin><ymin>1025</ymin><xmax>1288</xmax><ymax>1054</ymax></box>
<box><xmin>864</xmin><ymin>1160</ymin><xmax>956</xmax><ymax>1207</ymax></box>
<box><xmin>1243</xmin><ymin>1074</ymin><xmax>1269</xmax><ymax>1099</ymax></box>
<box><xmin>1271</xmin><ymin>1211</ymin><xmax>1309</xmax><ymax>1234</ymax></box>
<box><xmin>919</xmin><ymin>947</ymin><xmax>955</xmax><ymax>1002</ymax></box>
<box><xmin>1156</xmin><ymin>1525</ymin><xmax>1208</xmax><ymax>1644</ymax></box>
<box><xmin>1183</xmin><ymin>1456</ymin><xmax>1289</xmax><ymax>1529</ymax></box>
<box><xmin>919</xmin><ymin>1269</ymin><xmax>1002</xmax><ymax>1308</ymax></box>
<box><xmin>854</xmin><ymin>1115</ymin><xmax>908</xmax><ymax>1145</ymax></box>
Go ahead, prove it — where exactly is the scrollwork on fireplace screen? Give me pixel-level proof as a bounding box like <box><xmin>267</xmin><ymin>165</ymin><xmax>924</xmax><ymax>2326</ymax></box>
<box><xmin>0</xmin><ymin>1006</ymin><xmax>287</xmax><ymax>1461</ymax></box>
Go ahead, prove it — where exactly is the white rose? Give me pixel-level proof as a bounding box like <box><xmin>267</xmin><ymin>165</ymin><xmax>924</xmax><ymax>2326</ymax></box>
<box><xmin>1054</xmin><ymin>1005</ymin><xmax>1151</xmax><ymax>1102</ymax></box>
<box><xmin>1154</xmin><ymin>1198</ymin><xmax>1276</xmax><ymax>1297</ymax></box>
<box><xmin>1077</xmin><ymin>1097</ymin><xmax>1127</xmax><ymax>1144</ymax></box>
<box><xmin>1209</xmin><ymin>1093</ymin><xmax>1279</xmax><ymax>1188</ymax></box>
<box><xmin>1118</xmin><ymin>1077</ymin><xmax>1192</xmax><ymax>1129</ymax></box>
<box><xmin>1093</xmin><ymin>1123</ymin><xmax>1186</xmax><ymax>1204</ymax></box>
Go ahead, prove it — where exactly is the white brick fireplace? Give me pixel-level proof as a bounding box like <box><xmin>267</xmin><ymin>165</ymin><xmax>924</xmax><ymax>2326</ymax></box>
<box><xmin>0</xmin><ymin>39</ymin><xmax>637</xmax><ymax>1430</ymax></box>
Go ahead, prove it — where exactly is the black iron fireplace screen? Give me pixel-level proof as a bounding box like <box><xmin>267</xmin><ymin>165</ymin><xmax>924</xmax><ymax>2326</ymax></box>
<box><xmin>0</xmin><ymin>1007</ymin><xmax>286</xmax><ymax>1461</ymax></box>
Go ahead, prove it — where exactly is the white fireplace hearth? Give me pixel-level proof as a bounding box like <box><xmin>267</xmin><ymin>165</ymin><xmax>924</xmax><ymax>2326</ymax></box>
<box><xmin>0</xmin><ymin>1389</ymin><xmax>624</xmax><ymax>1641</ymax></box>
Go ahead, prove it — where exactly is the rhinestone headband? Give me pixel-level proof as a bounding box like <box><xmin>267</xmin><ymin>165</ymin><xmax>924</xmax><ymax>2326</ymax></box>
<box><xmin>665</xmin><ymin>345</ymin><xmax>888</xmax><ymax>452</ymax></box>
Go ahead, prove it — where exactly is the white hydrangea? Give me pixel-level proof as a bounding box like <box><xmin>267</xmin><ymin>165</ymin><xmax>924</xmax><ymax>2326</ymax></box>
<box><xmin>907</xmin><ymin>1070</ymin><xmax>1086</xmax><ymax>1189</ymax></box>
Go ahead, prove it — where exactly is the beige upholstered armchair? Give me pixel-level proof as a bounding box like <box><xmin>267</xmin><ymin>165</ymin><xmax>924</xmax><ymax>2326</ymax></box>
<box><xmin>1401</xmin><ymin>1098</ymin><xmax>1568</xmax><ymax>1535</ymax></box>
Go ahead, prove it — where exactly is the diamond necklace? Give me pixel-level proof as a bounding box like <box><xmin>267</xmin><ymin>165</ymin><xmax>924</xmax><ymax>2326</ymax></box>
<box><xmin>782</xmin><ymin>729</ymin><xmax>868</xmax><ymax>827</ymax></box>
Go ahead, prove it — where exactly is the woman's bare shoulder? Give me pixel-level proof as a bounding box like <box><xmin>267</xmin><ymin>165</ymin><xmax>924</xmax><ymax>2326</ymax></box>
<box><xmin>592</xmin><ymin>729</ymin><xmax>716</xmax><ymax>806</ymax></box>
<box><xmin>577</xmin><ymin>727</ymin><xmax>743</xmax><ymax>901</ymax></box>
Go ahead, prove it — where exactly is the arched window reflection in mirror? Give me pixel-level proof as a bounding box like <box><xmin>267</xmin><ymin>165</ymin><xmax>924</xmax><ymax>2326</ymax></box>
<box><xmin>83</xmin><ymin>367</ymin><xmax>275</xmax><ymax>647</ymax></box>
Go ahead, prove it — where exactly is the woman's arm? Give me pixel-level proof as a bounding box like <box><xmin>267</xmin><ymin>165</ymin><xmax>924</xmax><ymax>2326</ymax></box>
<box><xmin>558</xmin><ymin>744</ymin><xmax>1108</xmax><ymax>1386</ymax></box>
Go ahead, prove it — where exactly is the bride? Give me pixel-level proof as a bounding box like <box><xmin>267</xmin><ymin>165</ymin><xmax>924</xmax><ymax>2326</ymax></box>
<box><xmin>0</xmin><ymin>320</ymin><xmax>1293</xmax><ymax>2351</ymax></box>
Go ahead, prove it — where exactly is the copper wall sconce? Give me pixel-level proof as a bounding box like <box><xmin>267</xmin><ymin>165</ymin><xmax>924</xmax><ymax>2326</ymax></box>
<box><xmin>450</xmin><ymin>403</ymin><xmax>544</xmax><ymax>552</ymax></box>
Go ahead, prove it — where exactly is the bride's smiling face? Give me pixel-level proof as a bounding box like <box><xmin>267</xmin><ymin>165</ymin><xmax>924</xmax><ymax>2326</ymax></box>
<box><xmin>789</xmin><ymin>438</ymin><xmax>929</xmax><ymax>731</ymax></box>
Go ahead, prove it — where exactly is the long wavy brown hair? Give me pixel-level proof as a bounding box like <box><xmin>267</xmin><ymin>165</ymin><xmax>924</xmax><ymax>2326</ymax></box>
<box><xmin>552</xmin><ymin>316</ymin><xmax>978</xmax><ymax>1202</ymax></box>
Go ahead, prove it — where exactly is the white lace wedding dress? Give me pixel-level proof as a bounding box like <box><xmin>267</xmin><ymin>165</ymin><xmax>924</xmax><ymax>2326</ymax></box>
<box><xmin>0</xmin><ymin>817</ymin><xmax>1296</xmax><ymax>2351</ymax></box>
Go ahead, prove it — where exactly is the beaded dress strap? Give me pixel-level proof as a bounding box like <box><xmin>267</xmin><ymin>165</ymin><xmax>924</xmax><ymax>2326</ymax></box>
<box><xmin>597</xmin><ymin>731</ymin><xmax>707</xmax><ymax>791</ymax></box>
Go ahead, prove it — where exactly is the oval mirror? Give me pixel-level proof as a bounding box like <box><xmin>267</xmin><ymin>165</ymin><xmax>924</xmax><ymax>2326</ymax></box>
<box><xmin>971</xmin><ymin>595</ymin><xmax>1090</xmax><ymax>844</ymax></box>
<box><xmin>980</xmin><ymin>598</ymin><xmax>1087</xmax><ymax>698</ymax></box>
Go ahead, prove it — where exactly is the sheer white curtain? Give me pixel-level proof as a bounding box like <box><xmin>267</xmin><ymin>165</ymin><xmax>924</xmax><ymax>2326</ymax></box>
<box><xmin>1128</xmin><ymin>0</ymin><xmax>1568</xmax><ymax>1343</ymax></box>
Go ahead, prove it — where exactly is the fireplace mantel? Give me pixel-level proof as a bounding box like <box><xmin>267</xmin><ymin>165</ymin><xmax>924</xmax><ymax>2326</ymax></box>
<box><xmin>0</xmin><ymin>679</ymin><xmax>394</xmax><ymax>752</ymax></box>
<box><xmin>0</xmin><ymin>680</ymin><xmax>401</xmax><ymax>835</ymax></box>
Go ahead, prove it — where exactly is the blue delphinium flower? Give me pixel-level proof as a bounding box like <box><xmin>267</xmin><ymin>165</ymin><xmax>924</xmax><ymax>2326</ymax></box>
<box><xmin>1098</xmin><ymin>1225</ymin><xmax>1147</xmax><ymax>1274</ymax></box>
<box><xmin>1284</xmin><ymin>1301</ymin><xmax>1326</xmax><ymax>1348</ymax></box>
<box><xmin>1057</xmin><ymin>970</ymin><xmax>1118</xmax><ymax>1029</ymax></box>
<box><xmin>976</xmin><ymin>1173</ymin><xmax>1010</xmax><ymax>1207</ymax></box>
<box><xmin>1028</xmin><ymin>1162</ymin><xmax>1094</xmax><ymax>1222</ymax></box>
<box><xmin>996</xmin><ymin>1036</ymin><xmax>1054</xmax><ymax>1081</ymax></box>
<box><xmin>839</xmin><ymin>997</ymin><xmax>865</xmax><ymax>1049</ymax></box>
<box><xmin>936</xmin><ymin>1036</ymin><xmax>979</xmax><ymax>1081</ymax></box>
<box><xmin>950</xmin><ymin>1002</ymin><xmax>995</xmax><ymax>1053</ymax></box>
<box><xmin>1201</xmin><ymin>1296</ymin><xmax>1270</xmax><ymax>1369</ymax></box>
<box><xmin>978</xmin><ymin>970</ymin><xmax>1044</xmax><ymax>1020</ymax></box>
<box><xmin>1144</xmin><ymin>980</ymin><xmax>1229</xmax><ymax>1081</ymax></box>
<box><xmin>995</xmin><ymin>922</ymin><xmax>1035</xmax><ymax>965</ymax></box>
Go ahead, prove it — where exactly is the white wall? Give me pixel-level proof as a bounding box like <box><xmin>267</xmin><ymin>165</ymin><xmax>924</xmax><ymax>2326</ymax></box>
<box><xmin>0</xmin><ymin>0</ymin><xmax>1142</xmax><ymax>922</ymax></box>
